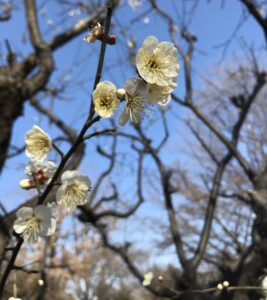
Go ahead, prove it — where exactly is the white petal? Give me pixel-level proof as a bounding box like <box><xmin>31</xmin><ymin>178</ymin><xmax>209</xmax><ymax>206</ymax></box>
<box><xmin>40</xmin><ymin>217</ymin><xmax>56</xmax><ymax>236</ymax></box>
<box><xmin>124</xmin><ymin>77</ymin><xmax>146</xmax><ymax>96</ymax></box>
<box><xmin>147</xmin><ymin>84</ymin><xmax>173</xmax><ymax>106</ymax></box>
<box><xmin>75</xmin><ymin>175</ymin><xmax>91</xmax><ymax>188</ymax></box>
<box><xmin>56</xmin><ymin>185</ymin><xmax>65</xmax><ymax>205</ymax></box>
<box><xmin>34</xmin><ymin>205</ymin><xmax>51</xmax><ymax>221</ymax></box>
<box><xmin>141</xmin><ymin>35</ymin><xmax>158</xmax><ymax>51</ymax></box>
<box><xmin>61</xmin><ymin>170</ymin><xmax>80</xmax><ymax>183</ymax></box>
<box><xmin>13</xmin><ymin>219</ymin><xmax>28</xmax><ymax>234</ymax></box>
<box><xmin>16</xmin><ymin>207</ymin><xmax>33</xmax><ymax>220</ymax></box>
<box><xmin>96</xmin><ymin>81</ymin><xmax>117</xmax><ymax>91</ymax></box>
<box><xmin>47</xmin><ymin>202</ymin><xmax>57</xmax><ymax>216</ymax></box>
<box><xmin>119</xmin><ymin>109</ymin><xmax>130</xmax><ymax>126</ymax></box>
<box><xmin>47</xmin><ymin>218</ymin><xmax>56</xmax><ymax>236</ymax></box>
<box><xmin>32</xmin><ymin>125</ymin><xmax>47</xmax><ymax>135</ymax></box>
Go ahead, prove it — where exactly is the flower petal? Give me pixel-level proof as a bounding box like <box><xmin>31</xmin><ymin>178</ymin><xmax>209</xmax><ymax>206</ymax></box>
<box><xmin>16</xmin><ymin>207</ymin><xmax>33</xmax><ymax>220</ymax></box>
<box><xmin>61</xmin><ymin>170</ymin><xmax>81</xmax><ymax>182</ymax></box>
<box><xmin>141</xmin><ymin>35</ymin><xmax>158</xmax><ymax>52</ymax></box>
<box><xmin>40</xmin><ymin>217</ymin><xmax>56</xmax><ymax>236</ymax></box>
<box><xmin>34</xmin><ymin>205</ymin><xmax>51</xmax><ymax>221</ymax></box>
<box><xmin>119</xmin><ymin>109</ymin><xmax>130</xmax><ymax>126</ymax></box>
<box><xmin>13</xmin><ymin>219</ymin><xmax>28</xmax><ymax>234</ymax></box>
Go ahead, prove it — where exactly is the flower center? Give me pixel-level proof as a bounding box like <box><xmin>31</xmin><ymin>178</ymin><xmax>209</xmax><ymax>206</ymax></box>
<box><xmin>26</xmin><ymin>216</ymin><xmax>41</xmax><ymax>232</ymax></box>
<box><xmin>100</xmin><ymin>96</ymin><xmax>111</xmax><ymax>107</ymax></box>
<box><xmin>146</xmin><ymin>55</ymin><xmax>159</xmax><ymax>70</ymax></box>
<box><xmin>65</xmin><ymin>183</ymin><xmax>79</xmax><ymax>197</ymax></box>
<box><xmin>127</xmin><ymin>94</ymin><xmax>143</xmax><ymax>109</ymax></box>
<box><xmin>126</xmin><ymin>94</ymin><xmax>145</xmax><ymax>122</ymax></box>
<box><xmin>63</xmin><ymin>183</ymin><xmax>87</xmax><ymax>210</ymax></box>
<box><xmin>34</xmin><ymin>169</ymin><xmax>48</xmax><ymax>184</ymax></box>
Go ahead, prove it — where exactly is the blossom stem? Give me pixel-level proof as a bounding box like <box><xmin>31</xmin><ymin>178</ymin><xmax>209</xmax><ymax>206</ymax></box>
<box><xmin>0</xmin><ymin>237</ymin><xmax>23</xmax><ymax>296</ymax></box>
<box><xmin>83</xmin><ymin>128</ymin><xmax>117</xmax><ymax>140</ymax></box>
<box><xmin>52</xmin><ymin>142</ymin><xmax>65</xmax><ymax>160</ymax></box>
<box><xmin>89</xmin><ymin>0</ymin><xmax>114</xmax><ymax>118</ymax></box>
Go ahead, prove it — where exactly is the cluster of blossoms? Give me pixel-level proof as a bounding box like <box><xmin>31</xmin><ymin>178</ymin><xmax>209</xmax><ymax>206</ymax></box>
<box><xmin>14</xmin><ymin>126</ymin><xmax>91</xmax><ymax>244</ymax></box>
<box><xmin>92</xmin><ymin>35</ymin><xmax>180</xmax><ymax>125</ymax></box>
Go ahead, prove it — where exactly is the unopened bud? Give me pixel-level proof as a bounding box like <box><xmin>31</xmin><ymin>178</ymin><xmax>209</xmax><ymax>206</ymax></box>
<box><xmin>116</xmin><ymin>88</ymin><xmax>126</xmax><ymax>100</ymax></box>
<box><xmin>158</xmin><ymin>275</ymin><xmax>164</xmax><ymax>282</ymax></box>
<box><xmin>223</xmin><ymin>281</ymin><xmax>229</xmax><ymax>287</ymax></box>
<box><xmin>98</xmin><ymin>34</ymin><xmax>117</xmax><ymax>45</ymax></box>
<box><xmin>19</xmin><ymin>179</ymin><xmax>36</xmax><ymax>190</ymax></box>
<box><xmin>217</xmin><ymin>283</ymin><xmax>223</xmax><ymax>290</ymax></box>
<box><xmin>107</xmin><ymin>34</ymin><xmax>116</xmax><ymax>45</ymax></box>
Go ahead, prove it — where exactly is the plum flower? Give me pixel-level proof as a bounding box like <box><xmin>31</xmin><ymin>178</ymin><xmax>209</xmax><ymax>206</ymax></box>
<box><xmin>56</xmin><ymin>170</ymin><xmax>91</xmax><ymax>212</ymax></box>
<box><xmin>136</xmin><ymin>36</ymin><xmax>179</xmax><ymax>87</ymax></box>
<box><xmin>142</xmin><ymin>272</ymin><xmax>154</xmax><ymax>286</ymax></box>
<box><xmin>147</xmin><ymin>79</ymin><xmax>177</xmax><ymax>106</ymax></box>
<box><xmin>8</xmin><ymin>298</ymin><xmax>22</xmax><ymax>300</ymax></box>
<box><xmin>25</xmin><ymin>126</ymin><xmax>52</xmax><ymax>160</ymax></box>
<box><xmin>93</xmin><ymin>81</ymin><xmax>120</xmax><ymax>118</ymax></box>
<box><xmin>25</xmin><ymin>160</ymin><xmax>57</xmax><ymax>186</ymax></box>
<box><xmin>118</xmin><ymin>77</ymin><xmax>147</xmax><ymax>126</ymax></box>
<box><xmin>13</xmin><ymin>205</ymin><xmax>56</xmax><ymax>244</ymax></box>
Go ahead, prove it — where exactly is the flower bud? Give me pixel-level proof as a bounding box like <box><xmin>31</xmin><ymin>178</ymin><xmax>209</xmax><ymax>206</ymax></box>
<box><xmin>19</xmin><ymin>179</ymin><xmax>36</xmax><ymax>190</ymax></box>
<box><xmin>116</xmin><ymin>88</ymin><xmax>126</xmax><ymax>100</ymax></box>
<box><xmin>107</xmin><ymin>34</ymin><xmax>116</xmax><ymax>45</ymax></box>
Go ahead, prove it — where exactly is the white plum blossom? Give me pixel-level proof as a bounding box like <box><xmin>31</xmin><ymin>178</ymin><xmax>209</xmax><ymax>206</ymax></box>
<box><xmin>119</xmin><ymin>77</ymin><xmax>147</xmax><ymax>126</ymax></box>
<box><xmin>13</xmin><ymin>205</ymin><xmax>56</xmax><ymax>244</ymax></box>
<box><xmin>25</xmin><ymin>125</ymin><xmax>52</xmax><ymax>160</ymax></box>
<box><xmin>143</xmin><ymin>272</ymin><xmax>154</xmax><ymax>286</ymax></box>
<box><xmin>136</xmin><ymin>36</ymin><xmax>179</xmax><ymax>87</ymax></box>
<box><xmin>25</xmin><ymin>160</ymin><xmax>57</xmax><ymax>186</ymax></box>
<box><xmin>56</xmin><ymin>170</ymin><xmax>91</xmax><ymax>212</ymax></box>
<box><xmin>8</xmin><ymin>297</ymin><xmax>22</xmax><ymax>300</ymax></box>
<box><xmin>93</xmin><ymin>81</ymin><xmax>120</xmax><ymax>118</ymax></box>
